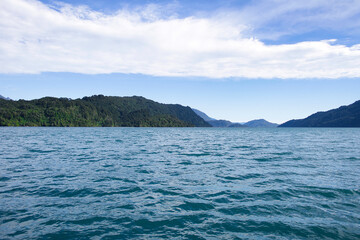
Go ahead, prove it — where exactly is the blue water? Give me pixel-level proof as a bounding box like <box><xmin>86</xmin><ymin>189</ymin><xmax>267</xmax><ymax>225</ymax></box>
<box><xmin>0</xmin><ymin>127</ymin><xmax>359</xmax><ymax>239</ymax></box>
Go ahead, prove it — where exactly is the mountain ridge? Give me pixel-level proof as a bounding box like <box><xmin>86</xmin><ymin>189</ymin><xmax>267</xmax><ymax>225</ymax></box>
<box><xmin>191</xmin><ymin>108</ymin><xmax>216</xmax><ymax>122</ymax></box>
<box><xmin>192</xmin><ymin>108</ymin><xmax>277</xmax><ymax>127</ymax></box>
<box><xmin>0</xmin><ymin>95</ymin><xmax>11</xmax><ymax>100</ymax></box>
<box><xmin>0</xmin><ymin>95</ymin><xmax>211</xmax><ymax>127</ymax></box>
<box><xmin>244</xmin><ymin>119</ymin><xmax>279</xmax><ymax>128</ymax></box>
<box><xmin>279</xmin><ymin>100</ymin><xmax>360</xmax><ymax>127</ymax></box>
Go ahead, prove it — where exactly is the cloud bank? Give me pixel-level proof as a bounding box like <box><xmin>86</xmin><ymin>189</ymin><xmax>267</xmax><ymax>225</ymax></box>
<box><xmin>1</xmin><ymin>0</ymin><xmax>360</xmax><ymax>78</ymax></box>
<box><xmin>235</xmin><ymin>0</ymin><xmax>360</xmax><ymax>41</ymax></box>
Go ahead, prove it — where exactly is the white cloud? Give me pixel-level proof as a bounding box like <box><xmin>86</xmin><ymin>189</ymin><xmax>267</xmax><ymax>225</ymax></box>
<box><xmin>232</xmin><ymin>0</ymin><xmax>360</xmax><ymax>40</ymax></box>
<box><xmin>0</xmin><ymin>0</ymin><xmax>360</xmax><ymax>78</ymax></box>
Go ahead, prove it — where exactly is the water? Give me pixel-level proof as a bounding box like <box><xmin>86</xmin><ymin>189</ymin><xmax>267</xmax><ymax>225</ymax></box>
<box><xmin>0</xmin><ymin>127</ymin><xmax>359</xmax><ymax>239</ymax></box>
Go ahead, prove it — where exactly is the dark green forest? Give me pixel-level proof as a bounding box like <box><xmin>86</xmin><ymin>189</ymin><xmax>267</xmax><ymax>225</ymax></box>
<box><xmin>0</xmin><ymin>95</ymin><xmax>211</xmax><ymax>127</ymax></box>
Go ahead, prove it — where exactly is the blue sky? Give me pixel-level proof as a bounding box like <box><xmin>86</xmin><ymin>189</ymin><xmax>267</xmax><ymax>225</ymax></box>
<box><xmin>1</xmin><ymin>0</ymin><xmax>360</xmax><ymax>123</ymax></box>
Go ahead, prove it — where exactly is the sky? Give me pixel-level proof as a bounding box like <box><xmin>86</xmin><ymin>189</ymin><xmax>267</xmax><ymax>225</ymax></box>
<box><xmin>1</xmin><ymin>0</ymin><xmax>360</xmax><ymax>123</ymax></box>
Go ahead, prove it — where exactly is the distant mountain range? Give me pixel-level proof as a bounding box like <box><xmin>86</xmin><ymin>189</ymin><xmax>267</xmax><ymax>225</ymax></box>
<box><xmin>2</xmin><ymin>94</ymin><xmax>358</xmax><ymax>127</ymax></box>
<box><xmin>0</xmin><ymin>95</ymin><xmax>210</xmax><ymax>127</ymax></box>
<box><xmin>191</xmin><ymin>108</ymin><xmax>216</xmax><ymax>122</ymax></box>
<box><xmin>192</xmin><ymin>108</ymin><xmax>278</xmax><ymax>128</ymax></box>
<box><xmin>207</xmin><ymin>119</ymin><xmax>244</xmax><ymax>127</ymax></box>
<box><xmin>279</xmin><ymin>100</ymin><xmax>360</xmax><ymax>127</ymax></box>
<box><xmin>244</xmin><ymin>119</ymin><xmax>279</xmax><ymax>128</ymax></box>
<box><xmin>0</xmin><ymin>95</ymin><xmax>11</xmax><ymax>100</ymax></box>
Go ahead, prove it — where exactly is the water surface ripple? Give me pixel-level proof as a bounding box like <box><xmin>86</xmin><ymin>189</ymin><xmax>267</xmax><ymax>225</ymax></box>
<box><xmin>0</xmin><ymin>128</ymin><xmax>359</xmax><ymax>239</ymax></box>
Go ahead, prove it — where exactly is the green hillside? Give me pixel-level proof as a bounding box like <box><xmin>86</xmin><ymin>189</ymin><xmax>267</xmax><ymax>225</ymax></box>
<box><xmin>0</xmin><ymin>95</ymin><xmax>211</xmax><ymax>127</ymax></box>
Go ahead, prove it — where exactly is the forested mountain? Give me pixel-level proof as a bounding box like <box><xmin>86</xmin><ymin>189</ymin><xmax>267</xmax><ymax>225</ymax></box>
<box><xmin>279</xmin><ymin>100</ymin><xmax>360</xmax><ymax>127</ymax></box>
<box><xmin>0</xmin><ymin>95</ymin><xmax>211</xmax><ymax>127</ymax></box>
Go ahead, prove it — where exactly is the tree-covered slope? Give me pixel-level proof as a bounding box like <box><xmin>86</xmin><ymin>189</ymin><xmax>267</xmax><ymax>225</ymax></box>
<box><xmin>279</xmin><ymin>100</ymin><xmax>360</xmax><ymax>127</ymax></box>
<box><xmin>0</xmin><ymin>95</ymin><xmax>211</xmax><ymax>127</ymax></box>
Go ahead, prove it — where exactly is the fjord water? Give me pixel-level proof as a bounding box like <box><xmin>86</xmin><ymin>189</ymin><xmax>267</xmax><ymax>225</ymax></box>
<box><xmin>0</xmin><ymin>128</ymin><xmax>359</xmax><ymax>239</ymax></box>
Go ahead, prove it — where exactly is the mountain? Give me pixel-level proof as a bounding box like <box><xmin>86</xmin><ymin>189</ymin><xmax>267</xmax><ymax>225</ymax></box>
<box><xmin>228</xmin><ymin>123</ymin><xmax>244</xmax><ymax>127</ymax></box>
<box><xmin>0</xmin><ymin>95</ymin><xmax>11</xmax><ymax>100</ymax></box>
<box><xmin>192</xmin><ymin>109</ymin><xmax>245</xmax><ymax>127</ymax></box>
<box><xmin>191</xmin><ymin>108</ymin><xmax>216</xmax><ymax>121</ymax></box>
<box><xmin>244</xmin><ymin>119</ymin><xmax>279</xmax><ymax>128</ymax></box>
<box><xmin>279</xmin><ymin>100</ymin><xmax>360</xmax><ymax>127</ymax></box>
<box><xmin>0</xmin><ymin>95</ymin><xmax>211</xmax><ymax>127</ymax></box>
<box><xmin>192</xmin><ymin>109</ymin><xmax>276</xmax><ymax>128</ymax></box>
<box><xmin>207</xmin><ymin>120</ymin><xmax>245</xmax><ymax>127</ymax></box>
<box><xmin>208</xmin><ymin>120</ymin><xmax>232</xmax><ymax>127</ymax></box>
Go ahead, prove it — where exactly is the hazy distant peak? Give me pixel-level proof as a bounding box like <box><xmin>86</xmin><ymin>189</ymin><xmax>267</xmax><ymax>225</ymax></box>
<box><xmin>192</xmin><ymin>108</ymin><xmax>279</xmax><ymax>128</ymax></box>
<box><xmin>191</xmin><ymin>108</ymin><xmax>216</xmax><ymax>122</ymax></box>
<box><xmin>0</xmin><ymin>95</ymin><xmax>11</xmax><ymax>100</ymax></box>
<box><xmin>244</xmin><ymin>119</ymin><xmax>279</xmax><ymax>128</ymax></box>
